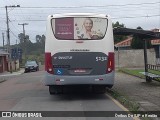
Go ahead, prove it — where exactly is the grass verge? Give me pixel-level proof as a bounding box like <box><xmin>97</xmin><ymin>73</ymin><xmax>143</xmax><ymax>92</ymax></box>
<box><xmin>106</xmin><ymin>88</ymin><xmax>152</xmax><ymax>120</ymax></box>
<box><xmin>119</xmin><ymin>68</ymin><xmax>160</xmax><ymax>82</ymax></box>
<box><xmin>118</xmin><ymin>68</ymin><xmax>145</xmax><ymax>79</ymax></box>
<box><xmin>106</xmin><ymin>88</ymin><xmax>140</xmax><ymax>112</ymax></box>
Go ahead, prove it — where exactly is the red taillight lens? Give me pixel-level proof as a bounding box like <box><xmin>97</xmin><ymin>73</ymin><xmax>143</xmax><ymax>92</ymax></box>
<box><xmin>107</xmin><ymin>52</ymin><xmax>115</xmax><ymax>73</ymax></box>
<box><xmin>45</xmin><ymin>52</ymin><xmax>54</xmax><ymax>74</ymax></box>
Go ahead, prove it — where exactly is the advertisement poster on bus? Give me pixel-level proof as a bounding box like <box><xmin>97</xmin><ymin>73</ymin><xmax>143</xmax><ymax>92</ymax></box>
<box><xmin>53</xmin><ymin>18</ymin><xmax>107</xmax><ymax>40</ymax></box>
<box><xmin>54</xmin><ymin>18</ymin><xmax>74</xmax><ymax>39</ymax></box>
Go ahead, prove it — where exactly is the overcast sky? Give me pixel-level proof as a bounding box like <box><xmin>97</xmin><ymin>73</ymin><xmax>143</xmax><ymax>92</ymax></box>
<box><xmin>0</xmin><ymin>0</ymin><xmax>160</xmax><ymax>45</ymax></box>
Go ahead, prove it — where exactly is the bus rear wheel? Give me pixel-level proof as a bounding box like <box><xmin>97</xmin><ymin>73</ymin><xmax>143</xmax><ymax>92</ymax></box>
<box><xmin>107</xmin><ymin>85</ymin><xmax>113</xmax><ymax>89</ymax></box>
<box><xmin>146</xmin><ymin>76</ymin><xmax>152</xmax><ymax>82</ymax></box>
<box><xmin>49</xmin><ymin>85</ymin><xmax>63</xmax><ymax>95</ymax></box>
<box><xmin>92</xmin><ymin>85</ymin><xmax>106</xmax><ymax>94</ymax></box>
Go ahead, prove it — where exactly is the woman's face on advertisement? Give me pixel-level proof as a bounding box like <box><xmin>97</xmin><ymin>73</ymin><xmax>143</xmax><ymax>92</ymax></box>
<box><xmin>84</xmin><ymin>19</ymin><xmax>93</xmax><ymax>31</ymax></box>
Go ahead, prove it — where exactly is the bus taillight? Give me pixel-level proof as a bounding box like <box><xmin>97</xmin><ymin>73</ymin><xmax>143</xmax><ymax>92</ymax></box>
<box><xmin>107</xmin><ymin>52</ymin><xmax>115</xmax><ymax>73</ymax></box>
<box><xmin>45</xmin><ymin>52</ymin><xmax>54</xmax><ymax>74</ymax></box>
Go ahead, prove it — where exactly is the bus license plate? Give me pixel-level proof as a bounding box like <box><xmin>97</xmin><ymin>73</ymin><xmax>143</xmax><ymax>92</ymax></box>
<box><xmin>74</xmin><ymin>69</ymin><xmax>86</xmax><ymax>73</ymax></box>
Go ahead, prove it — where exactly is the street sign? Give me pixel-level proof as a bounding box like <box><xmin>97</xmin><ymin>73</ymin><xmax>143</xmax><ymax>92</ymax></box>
<box><xmin>11</xmin><ymin>48</ymin><xmax>22</xmax><ymax>60</ymax></box>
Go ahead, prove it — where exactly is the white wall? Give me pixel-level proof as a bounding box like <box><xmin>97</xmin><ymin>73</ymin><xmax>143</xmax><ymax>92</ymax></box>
<box><xmin>115</xmin><ymin>49</ymin><xmax>156</xmax><ymax>68</ymax></box>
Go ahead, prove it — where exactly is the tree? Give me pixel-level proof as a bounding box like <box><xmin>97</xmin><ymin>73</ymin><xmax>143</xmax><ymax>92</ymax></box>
<box><xmin>18</xmin><ymin>33</ymin><xmax>25</xmax><ymax>43</ymax></box>
<box><xmin>36</xmin><ymin>35</ymin><xmax>41</xmax><ymax>43</ymax></box>
<box><xmin>18</xmin><ymin>33</ymin><xmax>30</xmax><ymax>43</ymax></box>
<box><xmin>131</xmin><ymin>27</ymin><xmax>143</xmax><ymax>49</ymax></box>
<box><xmin>131</xmin><ymin>27</ymin><xmax>152</xmax><ymax>49</ymax></box>
<box><xmin>16</xmin><ymin>34</ymin><xmax>46</xmax><ymax>64</ymax></box>
<box><xmin>113</xmin><ymin>21</ymin><xmax>125</xmax><ymax>28</ymax></box>
<box><xmin>25</xmin><ymin>35</ymin><xmax>30</xmax><ymax>42</ymax></box>
<box><xmin>131</xmin><ymin>35</ymin><xmax>144</xmax><ymax>49</ymax></box>
<box><xmin>41</xmin><ymin>35</ymin><xmax>45</xmax><ymax>44</ymax></box>
<box><xmin>113</xmin><ymin>21</ymin><xmax>127</xmax><ymax>43</ymax></box>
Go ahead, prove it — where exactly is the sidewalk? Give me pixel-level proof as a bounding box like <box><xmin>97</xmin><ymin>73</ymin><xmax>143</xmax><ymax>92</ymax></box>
<box><xmin>113</xmin><ymin>72</ymin><xmax>160</xmax><ymax>111</ymax></box>
<box><xmin>0</xmin><ymin>68</ymin><xmax>24</xmax><ymax>82</ymax></box>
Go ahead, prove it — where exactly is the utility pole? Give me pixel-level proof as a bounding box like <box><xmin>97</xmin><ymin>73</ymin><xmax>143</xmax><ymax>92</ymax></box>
<box><xmin>5</xmin><ymin>6</ymin><xmax>10</xmax><ymax>53</ymax></box>
<box><xmin>2</xmin><ymin>32</ymin><xmax>5</xmax><ymax>49</ymax></box>
<box><xmin>5</xmin><ymin>5</ymin><xmax>20</xmax><ymax>73</ymax></box>
<box><xmin>18</xmin><ymin>23</ymin><xmax>28</xmax><ymax>63</ymax></box>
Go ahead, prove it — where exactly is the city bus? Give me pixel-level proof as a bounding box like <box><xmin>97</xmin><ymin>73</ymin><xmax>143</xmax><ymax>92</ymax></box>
<box><xmin>45</xmin><ymin>13</ymin><xmax>115</xmax><ymax>94</ymax></box>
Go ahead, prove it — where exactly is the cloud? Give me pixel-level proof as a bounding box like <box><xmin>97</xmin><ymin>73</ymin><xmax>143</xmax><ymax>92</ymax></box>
<box><xmin>0</xmin><ymin>0</ymin><xmax>160</xmax><ymax>46</ymax></box>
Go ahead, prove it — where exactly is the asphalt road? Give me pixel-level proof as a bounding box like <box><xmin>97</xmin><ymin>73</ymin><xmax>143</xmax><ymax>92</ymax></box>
<box><xmin>0</xmin><ymin>71</ymin><xmax>134</xmax><ymax>120</ymax></box>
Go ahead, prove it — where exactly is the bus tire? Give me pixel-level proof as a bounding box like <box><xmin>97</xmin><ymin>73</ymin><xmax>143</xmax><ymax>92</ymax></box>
<box><xmin>146</xmin><ymin>76</ymin><xmax>152</xmax><ymax>82</ymax></box>
<box><xmin>49</xmin><ymin>86</ymin><xmax>63</xmax><ymax>95</ymax></box>
<box><xmin>107</xmin><ymin>85</ymin><xmax>113</xmax><ymax>89</ymax></box>
<box><xmin>92</xmin><ymin>85</ymin><xmax>106</xmax><ymax>94</ymax></box>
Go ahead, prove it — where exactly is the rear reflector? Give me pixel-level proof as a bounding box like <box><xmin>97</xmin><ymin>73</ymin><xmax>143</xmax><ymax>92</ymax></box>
<box><xmin>76</xmin><ymin>40</ymin><xmax>84</xmax><ymax>43</ymax></box>
<box><xmin>107</xmin><ymin>52</ymin><xmax>115</xmax><ymax>73</ymax></box>
<box><xmin>45</xmin><ymin>52</ymin><xmax>54</xmax><ymax>74</ymax></box>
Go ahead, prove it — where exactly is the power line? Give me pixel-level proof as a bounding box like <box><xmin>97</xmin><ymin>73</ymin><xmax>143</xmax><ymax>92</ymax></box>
<box><xmin>19</xmin><ymin>2</ymin><xmax>160</xmax><ymax>8</ymax></box>
<box><xmin>10</xmin><ymin>21</ymin><xmax>21</xmax><ymax>33</ymax></box>
<box><xmin>0</xmin><ymin>27</ymin><xmax>6</xmax><ymax>30</ymax></box>
<box><xmin>0</xmin><ymin>6</ymin><xmax>159</xmax><ymax>15</ymax></box>
<box><xmin>11</xmin><ymin>0</ymin><xmax>29</xmax><ymax>22</ymax></box>
<box><xmin>0</xmin><ymin>3</ymin><xmax>159</xmax><ymax>19</ymax></box>
<box><xmin>1</xmin><ymin>14</ymin><xmax>158</xmax><ymax>21</ymax></box>
<box><xmin>112</xmin><ymin>14</ymin><xmax>160</xmax><ymax>19</ymax></box>
<box><xmin>10</xmin><ymin>30</ymin><xmax>19</xmax><ymax>39</ymax></box>
<box><xmin>1</xmin><ymin>1</ymin><xmax>159</xmax><ymax>9</ymax></box>
<box><xmin>0</xmin><ymin>19</ymin><xmax>45</xmax><ymax>22</ymax></box>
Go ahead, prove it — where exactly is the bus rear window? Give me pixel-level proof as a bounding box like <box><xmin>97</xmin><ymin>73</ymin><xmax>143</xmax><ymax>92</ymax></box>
<box><xmin>51</xmin><ymin>17</ymin><xmax>108</xmax><ymax>40</ymax></box>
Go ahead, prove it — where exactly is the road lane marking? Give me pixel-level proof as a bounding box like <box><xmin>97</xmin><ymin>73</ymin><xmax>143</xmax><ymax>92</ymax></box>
<box><xmin>106</xmin><ymin>93</ymin><xmax>140</xmax><ymax>120</ymax></box>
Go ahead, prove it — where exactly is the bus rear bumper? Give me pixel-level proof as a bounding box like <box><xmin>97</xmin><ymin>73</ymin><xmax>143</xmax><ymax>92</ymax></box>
<box><xmin>44</xmin><ymin>72</ymin><xmax>115</xmax><ymax>86</ymax></box>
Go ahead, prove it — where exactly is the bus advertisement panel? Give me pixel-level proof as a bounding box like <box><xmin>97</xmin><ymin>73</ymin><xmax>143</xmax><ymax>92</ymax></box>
<box><xmin>52</xmin><ymin>17</ymin><xmax>107</xmax><ymax>40</ymax></box>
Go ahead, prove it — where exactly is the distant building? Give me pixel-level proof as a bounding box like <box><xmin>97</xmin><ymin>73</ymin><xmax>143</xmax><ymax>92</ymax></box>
<box><xmin>115</xmin><ymin>36</ymin><xmax>132</xmax><ymax>50</ymax></box>
<box><xmin>150</xmin><ymin>28</ymin><xmax>160</xmax><ymax>62</ymax></box>
<box><xmin>151</xmin><ymin>28</ymin><xmax>160</xmax><ymax>32</ymax></box>
<box><xmin>0</xmin><ymin>50</ymin><xmax>9</xmax><ymax>73</ymax></box>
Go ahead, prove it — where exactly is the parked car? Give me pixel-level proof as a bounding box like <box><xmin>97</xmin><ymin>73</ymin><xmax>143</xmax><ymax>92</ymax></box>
<box><xmin>24</xmin><ymin>61</ymin><xmax>39</xmax><ymax>73</ymax></box>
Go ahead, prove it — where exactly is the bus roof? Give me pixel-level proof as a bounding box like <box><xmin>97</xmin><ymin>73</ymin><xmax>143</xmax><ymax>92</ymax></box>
<box><xmin>48</xmin><ymin>13</ymin><xmax>110</xmax><ymax>18</ymax></box>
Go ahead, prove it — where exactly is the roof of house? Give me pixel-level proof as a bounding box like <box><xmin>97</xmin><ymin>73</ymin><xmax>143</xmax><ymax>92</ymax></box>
<box><xmin>115</xmin><ymin>37</ymin><xmax>160</xmax><ymax>47</ymax></box>
<box><xmin>151</xmin><ymin>39</ymin><xmax>160</xmax><ymax>45</ymax></box>
<box><xmin>0</xmin><ymin>50</ymin><xmax>9</xmax><ymax>56</ymax></box>
<box><xmin>151</xmin><ymin>28</ymin><xmax>160</xmax><ymax>32</ymax></box>
<box><xmin>115</xmin><ymin>37</ymin><xmax>132</xmax><ymax>47</ymax></box>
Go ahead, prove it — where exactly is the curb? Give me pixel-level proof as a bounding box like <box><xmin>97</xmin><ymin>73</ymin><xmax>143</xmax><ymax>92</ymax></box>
<box><xmin>0</xmin><ymin>79</ymin><xmax>6</xmax><ymax>83</ymax></box>
<box><xmin>0</xmin><ymin>69</ymin><xmax>24</xmax><ymax>77</ymax></box>
<box><xmin>106</xmin><ymin>88</ymin><xmax>140</xmax><ymax>112</ymax></box>
<box><xmin>0</xmin><ymin>72</ymin><xmax>23</xmax><ymax>77</ymax></box>
<box><xmin>106</xmin><ymin>93</ymin><xmax>140</xmax><ymax>120</ymax></box>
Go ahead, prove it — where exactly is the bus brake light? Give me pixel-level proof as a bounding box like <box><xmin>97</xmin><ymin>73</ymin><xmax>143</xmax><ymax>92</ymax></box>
<box><xmin>45</xmin><ymin>52</ymin><xmax>54</xmax><ymax>74</ymax></box>
<box><xmin>107</xmin><ymin>52</ymin><xmax>115</xmax><ymax>73</ymax></box>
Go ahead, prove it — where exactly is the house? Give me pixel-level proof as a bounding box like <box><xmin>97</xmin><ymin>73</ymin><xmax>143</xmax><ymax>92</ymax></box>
<box><xmin>151</xmin><ymin>28</ymin><xmax>160</xmax><ymax>32</ymax></box>
<box><xmin>151</xmin><ymin>39</ymin><xmax>160</xmax><ymax>64</ymax></box>
<box><xmin>0</xmin><ymin>50</ymin><xmax>9</xmax><ymax>73</ymax></box>
<box><xmin>115</xmin><ymin>36</ymin><xmax>132</xmax><ymax>50</ymax></box>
